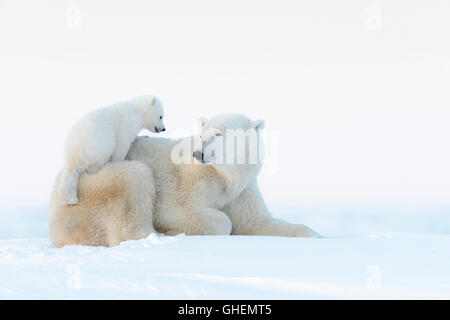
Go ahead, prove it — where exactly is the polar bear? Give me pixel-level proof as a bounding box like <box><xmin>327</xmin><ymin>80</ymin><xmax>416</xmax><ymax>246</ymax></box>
<box><xmin>49</xmin><ymin>113</ymin><xmax>318</xmax><ymax>247</ymax></box>
<box><xmin>59</xmin><ymin>95</ymin><xmax>165</xmax><ymax>205</ymax></box>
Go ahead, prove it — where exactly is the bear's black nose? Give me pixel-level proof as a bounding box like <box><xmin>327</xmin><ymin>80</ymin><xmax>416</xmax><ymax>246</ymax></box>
<box><xmin>162</xmin><ymin>128</ymin><xmax>166</xmax><ymax>132</ymax></box>
<box><xmin>193</xmin><ymin>151</ymin><xmax>204</xmax><ymax>162</ymax></box>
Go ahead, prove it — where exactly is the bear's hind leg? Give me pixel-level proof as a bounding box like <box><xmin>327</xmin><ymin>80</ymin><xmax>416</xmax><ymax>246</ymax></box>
<box><xmin>58</xmin><ymin>168</ymin><xmax>81</xmax><ymax>205</ymax></box>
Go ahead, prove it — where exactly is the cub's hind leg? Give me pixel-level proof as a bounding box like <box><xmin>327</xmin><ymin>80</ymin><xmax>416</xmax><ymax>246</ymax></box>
<box><xmin>58</xmin><ymin>168</ymin><xmax>81</xmax><ymax>205</ymax></box>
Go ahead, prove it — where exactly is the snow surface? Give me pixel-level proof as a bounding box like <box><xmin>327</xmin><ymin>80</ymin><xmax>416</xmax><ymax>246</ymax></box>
<box><xmin>0</xmin><ymin>205</ymin><xmax>449</xmax><ymax>299</ymax></box>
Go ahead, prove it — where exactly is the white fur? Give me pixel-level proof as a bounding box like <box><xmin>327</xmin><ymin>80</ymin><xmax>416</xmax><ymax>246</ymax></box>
<box><xmin>50</xmin><ymin>113</ymin><xmax>318</xmax><ymax>247</ymax></box>
<box><xmin>58</xmin><ymin>95</ymin><xmax>165</xmax><ymax>205</ymax></box>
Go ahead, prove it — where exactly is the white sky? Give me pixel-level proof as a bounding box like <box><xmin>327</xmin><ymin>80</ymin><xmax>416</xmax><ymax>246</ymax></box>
<box><xmin>0</xmin><ymin>0</ymin><xmax>449</xmax><ymax>207</ymax></box>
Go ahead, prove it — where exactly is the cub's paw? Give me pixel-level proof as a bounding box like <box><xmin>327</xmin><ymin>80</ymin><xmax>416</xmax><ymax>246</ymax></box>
<box><xmin>87</xmin><ymin>165</ymin><xmax>102</xmax><ymax>175</ymax></box>
<box><xmin>59</xmin><ymin>193</ymin><xmax>79</xmax><ymax>206</ymax></box>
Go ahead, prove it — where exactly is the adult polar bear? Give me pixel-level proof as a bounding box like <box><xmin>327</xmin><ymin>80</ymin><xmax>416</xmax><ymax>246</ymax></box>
<box><xmin>49</xmin><ymin>114</ymin><xmax>318</xmax><ymax>247</ymax></box>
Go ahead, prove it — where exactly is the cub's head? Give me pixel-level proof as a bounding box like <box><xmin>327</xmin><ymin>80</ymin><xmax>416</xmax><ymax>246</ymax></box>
<box><xmin>135</xmin><ymin>95</ymin><xmax>166</xmax><ymax>133</ymax></box>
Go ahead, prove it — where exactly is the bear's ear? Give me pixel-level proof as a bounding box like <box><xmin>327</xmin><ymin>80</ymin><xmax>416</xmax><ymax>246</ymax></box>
<box><xmin>210</xmin><ymin>129</ymin><xmax>223</xmax><ymax>137</ymax></box>
<box><xmin>149</xmin><ymin>96</ymin><xmax>156</xmax><ymax>105</ymax></box>
<box><xmin>249</xmin><ymin>119</ymin><xmax>265</xmax><ymax>131</ymax></box>
<box><xmin>197</xmin><ymin>117</ymin><xmax>208</xmax><ymax>132</ymax></box>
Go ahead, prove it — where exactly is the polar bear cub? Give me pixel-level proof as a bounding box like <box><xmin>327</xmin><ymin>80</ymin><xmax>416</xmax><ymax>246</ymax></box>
<box><xmin>59</xmin><ymin>95</ymin><xmax>165</xmax><ymax>205</ymax></box>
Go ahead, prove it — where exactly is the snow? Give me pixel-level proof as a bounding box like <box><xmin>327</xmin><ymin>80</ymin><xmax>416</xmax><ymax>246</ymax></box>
<box><xmin>1</xmin><ymin>206</ymin><xmax>449</xmax><ymax>299</ymax></box>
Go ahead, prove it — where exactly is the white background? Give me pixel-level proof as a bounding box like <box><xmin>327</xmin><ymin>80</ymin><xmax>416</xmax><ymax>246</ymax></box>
<box><xmin>0</xmin><ymin>0</ymin><xmax>449</xmax><ymax>225</ymax></box>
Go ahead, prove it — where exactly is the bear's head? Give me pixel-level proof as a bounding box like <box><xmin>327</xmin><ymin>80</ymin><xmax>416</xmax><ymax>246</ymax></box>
<box><xmin>193</xmin><ymin>113</ymin><xmax>266</xmax><ymax>177</ymax></box>
<box><xmin>134</xmin><ymin>95</ymin><xmax>166</xmax><ymax>133</ymax></box>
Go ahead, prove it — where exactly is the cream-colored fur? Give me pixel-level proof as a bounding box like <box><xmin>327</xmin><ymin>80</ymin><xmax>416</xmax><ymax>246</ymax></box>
<box><xmin>50</xmin><ymin>161</ymin><xmax>156</xmax><ymax>247</ymax></box>
<box><xmin>49</xmin><ymin>114</ymin><xmax>318</xmax><ymax>247</ymax></box>
<box><xmin>59</xmin><ymin>95</ymin><xmax>165</xmax><ymax>205</ymax></box>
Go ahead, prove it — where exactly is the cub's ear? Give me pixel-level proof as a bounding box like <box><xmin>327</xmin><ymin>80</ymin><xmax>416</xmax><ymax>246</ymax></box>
<box><xmin>149</xmin><ymin>96</ymin><xmax>156</xmax><ymax>105</ymax></box>
<box><xmin>249</xmin><ymin>119</ymin><xmax>265</xmax><ymax>131</ymax></box>
<box><xmin>197</xmin><ymin>117</ymin><xmax>208</xmax><ymax>132</ymax></box>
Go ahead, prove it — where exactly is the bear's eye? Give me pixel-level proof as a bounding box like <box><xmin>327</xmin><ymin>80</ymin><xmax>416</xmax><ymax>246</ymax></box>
<box><xmin>160</xmin><ymin>116</ymin><xmax>163</xmax><ymax>120</ymax></box>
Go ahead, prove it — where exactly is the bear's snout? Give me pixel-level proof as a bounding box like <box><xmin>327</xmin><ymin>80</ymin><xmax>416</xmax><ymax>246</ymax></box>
<box><xmin>193</xmin><ymin>151</ymin><xmax>204</xmax><ymax>163</ymax></box>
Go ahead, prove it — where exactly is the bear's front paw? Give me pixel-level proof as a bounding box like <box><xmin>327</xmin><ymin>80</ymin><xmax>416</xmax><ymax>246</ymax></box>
<box><xmin>294</xmin><ymin>224</ymin><xmax>320</xmax><ymax>238</ymax></box>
